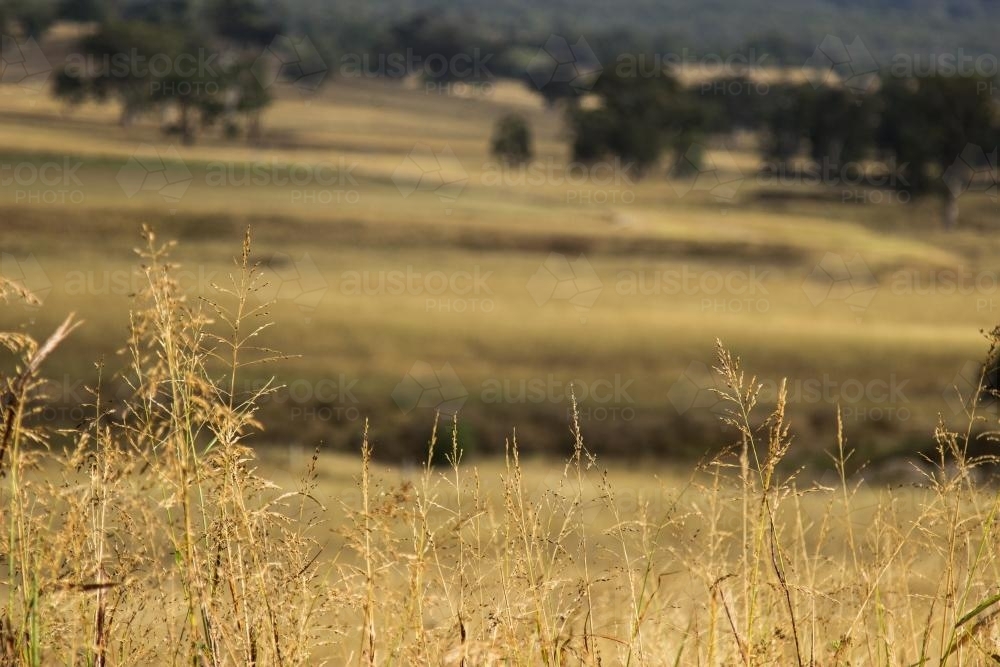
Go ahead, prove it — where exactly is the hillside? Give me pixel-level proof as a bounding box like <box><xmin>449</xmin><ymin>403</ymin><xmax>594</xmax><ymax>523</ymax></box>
<box><xmin>0</xmin><ymin>74</ymin><xmax>996</xmax><ymax>464</ymax></box>
<box><xmin>284</xmin><ymin>0</ymin><xmax>1000</xmax><ymax>63</ymax></box>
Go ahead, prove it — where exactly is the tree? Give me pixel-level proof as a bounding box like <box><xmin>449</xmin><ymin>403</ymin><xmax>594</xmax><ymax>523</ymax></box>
<box><xmin>234</xmin><ymin>66</ymin><xmax>271</xmax><ymax>145</ymax></box>
<box><xmin>53</xmin><ymin>68</ymin><xmax>89</xmax><ymax>106</ymax></box>
<box><xmin>758</xmin><ymin>82</ymin><xmax>811</xmax><ymax>166</ymax></box>
<box><xmin>877</xmin><ymin>74</ymin><xmax>997</xmax><ymax>228</ymax></box>
<box><xmin>693</xmin><ymin>76</ymin><xmax>763</xmax><ymax>134</ymax></box>
<box><xmin>206</xmin><ymin>0</ymin><xmax>285</xmax><ymax>141</ymax></box>
<box><xmin>148</xmin><ymin>31</ymin><xmax>234</xmax><ymax>145</ymax></box>
<box><xmin>803</xmin><ymin>87</ymin><xmax>878</xmax><ymax>169</ymax></box>
<box><xmin>57</xmin><ymin>0</ymin><xmax>112</xmax><ymax>22</ymax></box>
<box><xmin>53</xmin><ymin>14</ymin><xmax>278</xmax><ymax>144</ymax></box>
<box><xmin>737</xmin><ymin>32</ymin><xmax>814</xmax><ymax>65</ymax></box>
<box><xmin>121</xmin><ymin>0</ymin><xmax>191</xmax><ymax>25</ymax></box>
<box><xmin>490</xmin><ymin>114</ymin><xmax>533</xmax><ymax>165</ymax></box>
<box><xmin>383</xmin><ymin>11</ymin><xmax>492</xmax><ymax>84</ymax></box>
<box><xmin>566</xmin><ymin>67</ymin><xmax>700</xmax><ymax>177</ymax></box>
<box><xmin>734</xmin><ymin>82</ymin><xmax>880</xmax><ymax>186</ymax></box>
<box><xmin>567</xmin><ymin>105</ymin><xmax>612</xmax><ymax>163</ymax></box>
<box><xmin>530</xmin><ymin>78</ymin><xmax>582</xmax><ymax>109</ymax></box>
<box><xmin>0</xmin><ymin>0</ymin><xmax>56</xmax><ymax>38</ymax></box>
<box><xmin>55</xmin><ymin>21</ymin><xmax>179</xmax><ymax>126</ymax></box>
<box><xmin>207</xmin><ymin>0</ymin><xmax>283</xmax><ymax>45</ymax></box>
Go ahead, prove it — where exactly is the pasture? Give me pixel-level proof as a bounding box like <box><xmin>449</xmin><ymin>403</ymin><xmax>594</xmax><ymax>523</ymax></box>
<box><xmin>2</xmin><ymin>60</ymin><xmax>1000</xmax><ymax>665</ymax></box>
<box><xmin>0</xmin><ymin>75</ymin><xmax>997</xmax><ymax>464</ymax></box>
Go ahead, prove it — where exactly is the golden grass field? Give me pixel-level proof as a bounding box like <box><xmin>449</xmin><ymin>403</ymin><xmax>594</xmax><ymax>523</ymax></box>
<box><xmin>4</xmin><ymin>254</ymin><xmax>1000</xmax><ymax>664</ymax></box>
<box><xmin>0</xmin><ymin>93</ymin><xmax>998</xmax><ymax>660</ymax></box>
<box><xmin>0</xmin><ymin>71</ymin><xmax>998</xmax><ymax>466</ymax></box>
<box><xmin>3</xmin><ymin>26</ymin><xmax>1000</xmax><ymax>667</ymax></box>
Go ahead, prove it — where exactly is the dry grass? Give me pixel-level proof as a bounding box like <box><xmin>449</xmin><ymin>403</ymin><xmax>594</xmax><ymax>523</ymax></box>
<box><xmin>3</xmin><ymin>232</ymin><xmax>1000</xmax><ymax>665</ymax></box>
<box><xmin>1</xmin><ymin>77</ymin><xmax>998</xmax><ymax>459</ymax></box>
<box><xmin>1</xmin><ymin>75</ymin><xmax>998</xmax><ymax>461</ymax></box>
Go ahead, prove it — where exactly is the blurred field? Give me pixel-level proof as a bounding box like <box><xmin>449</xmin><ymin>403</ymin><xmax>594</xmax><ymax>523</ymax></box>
<box><xmin>1</xmin><ymin>75</ymin><xmax>998</xmax><ymax>465</ymax></box>
<box><xmin>3</xmin><ymin>71</ymin><xmax>1000</xmax><ymax>662</ymax></box>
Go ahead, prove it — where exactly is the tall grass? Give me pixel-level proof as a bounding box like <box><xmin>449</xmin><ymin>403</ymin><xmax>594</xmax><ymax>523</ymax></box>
<box><xmin>2</xmin><ymin>231</ymin><xmax>1000</xmax><ymax>665</ymax></box>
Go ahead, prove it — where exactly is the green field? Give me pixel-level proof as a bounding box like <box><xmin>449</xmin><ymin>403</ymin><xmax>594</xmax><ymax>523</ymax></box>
<box><xmin>1</xmin><ymin>75</ymin><xmax>998</xmax><ymax>466</ymax></box>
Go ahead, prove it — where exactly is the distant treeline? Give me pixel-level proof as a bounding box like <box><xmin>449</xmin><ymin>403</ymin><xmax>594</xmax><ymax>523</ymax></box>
<box><xmin>559</xmin><ymin>68</ymin><xmax>998</xmax><ymax>226</ymax></box>
<box><xmin>240</xmin><ymin>0</ymin><xmax>999</xmax><ymax>67</ymax></box>
<box><xmin>5</xmin><ymin>0</ymin><xmax>1000</xmax><ymax>67</ymax></box>
<box><xmin>2</xmin><ymin>0</ymin><xmax>994</xmax><ymax>228</ymax></box>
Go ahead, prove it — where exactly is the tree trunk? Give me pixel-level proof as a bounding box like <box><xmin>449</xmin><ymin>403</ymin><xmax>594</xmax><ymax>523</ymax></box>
<box><xmin>180</xmin><ymin>102</ymin><xmax>194</xmax><ymax>146</ymax></box>
<box><xmin>118</xmin><ymin>99</ymin><xmax>134</xmax><ymax>127</ymax></box>
<box><xmin>943</xmin><ymin>190</ymin><xmax>959</xmax><ymax>230</ymax></box>
<box><xmin>247</xmin><ymin>111</ymin><xmax>261</xmax><ymax>146</ymax></box>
